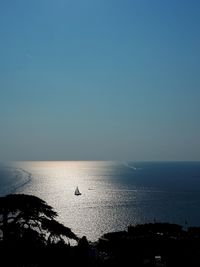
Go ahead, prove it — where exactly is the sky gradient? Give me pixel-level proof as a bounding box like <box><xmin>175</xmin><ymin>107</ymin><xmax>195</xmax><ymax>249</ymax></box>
<box><xmin>0</xmin><ymin>0</ymin><xmax>200</xmax><ymax>161</ymax></box>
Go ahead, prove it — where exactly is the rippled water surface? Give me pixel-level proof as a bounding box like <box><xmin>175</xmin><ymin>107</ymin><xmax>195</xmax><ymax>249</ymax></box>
<box><xmin>3</xmin><ymin>161</ymin><xmax>200</xmax><ymax>241</ymax></box>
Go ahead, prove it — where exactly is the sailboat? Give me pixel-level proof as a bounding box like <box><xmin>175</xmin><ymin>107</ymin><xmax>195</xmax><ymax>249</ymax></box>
<box><xmin>75</xmin><ymin>186</ymin><xmax>81</xmax><ymax>196</ymax></box>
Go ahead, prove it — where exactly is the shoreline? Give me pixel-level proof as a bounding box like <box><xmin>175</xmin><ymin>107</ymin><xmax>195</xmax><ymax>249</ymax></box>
<box><xmin>0</xmin><ymin>165</ymin><xmax>32</xmax><ymax>196</ymax></box>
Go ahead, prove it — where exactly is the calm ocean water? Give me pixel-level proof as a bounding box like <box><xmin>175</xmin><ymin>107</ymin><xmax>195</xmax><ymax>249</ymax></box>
<box><xmin>1</xmin><ymin>161</ymin><xmax>200</xmax><ymax>241</ymax></box>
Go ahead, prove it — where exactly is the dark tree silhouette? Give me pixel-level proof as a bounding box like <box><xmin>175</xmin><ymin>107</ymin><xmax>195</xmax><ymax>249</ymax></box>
<box><xmin>0</xmin><ymin>194</ymin><xmax>78</xmax><ymax>246</ymax></box>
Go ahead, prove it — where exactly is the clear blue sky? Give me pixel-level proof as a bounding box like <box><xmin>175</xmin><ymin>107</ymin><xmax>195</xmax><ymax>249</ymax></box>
<box><xmin>0</xmin><ymin>0</ymin><xmax>200</xmax><ymax>161</ymax></box>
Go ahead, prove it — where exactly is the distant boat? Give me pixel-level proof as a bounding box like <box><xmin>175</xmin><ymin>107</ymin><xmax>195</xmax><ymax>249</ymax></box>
<box><xmin>75</xmin><ymin>186</ymin><xmax>81</xmax><ymax>196</ymax></box>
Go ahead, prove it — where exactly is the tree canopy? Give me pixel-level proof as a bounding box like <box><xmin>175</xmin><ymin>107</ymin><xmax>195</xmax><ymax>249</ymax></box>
<box><xmin>0</xmin><ymin>194</ymin><xmax>78</xmax><ymax>246</ymax></box>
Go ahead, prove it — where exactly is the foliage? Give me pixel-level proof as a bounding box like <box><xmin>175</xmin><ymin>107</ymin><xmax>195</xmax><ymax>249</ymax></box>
<box><xmin>0</xmin><ymin>194</ymin><xmax>78</xmax><ymax>246</ymax></box>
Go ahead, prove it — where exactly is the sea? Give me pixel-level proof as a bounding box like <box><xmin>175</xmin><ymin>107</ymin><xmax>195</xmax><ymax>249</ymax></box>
<box><xmin>1</xmin><ymin>161</ymin><xmax>200</xmax><ymax>242</ymax></box>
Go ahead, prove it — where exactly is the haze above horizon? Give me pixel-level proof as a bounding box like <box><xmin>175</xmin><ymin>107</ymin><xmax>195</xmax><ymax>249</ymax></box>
<box><xmin>0</xmin><ymin>0</ymin><xmax>200</xmax><ymax>161</ymax></box>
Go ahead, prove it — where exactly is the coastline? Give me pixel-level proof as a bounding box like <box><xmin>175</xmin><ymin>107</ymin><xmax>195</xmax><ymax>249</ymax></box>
<box><xmin>0</xmin><ymin>164</ymin><xmax>32</xmax><ymax>196</ymax></box>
